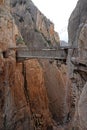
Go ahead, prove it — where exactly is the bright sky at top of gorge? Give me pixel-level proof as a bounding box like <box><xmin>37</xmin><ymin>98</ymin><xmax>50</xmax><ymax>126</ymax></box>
<box><xmin>32</xmin><ymin>0</ymin><xmax>78</xmax><ymax>42</ymax></box>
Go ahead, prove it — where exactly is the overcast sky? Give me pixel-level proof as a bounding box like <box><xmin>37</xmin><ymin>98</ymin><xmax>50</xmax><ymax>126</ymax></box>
<box><xmin>32</xmin><ymin>0</ymin><xmax>78</xmax><ymax>42</ymax></box>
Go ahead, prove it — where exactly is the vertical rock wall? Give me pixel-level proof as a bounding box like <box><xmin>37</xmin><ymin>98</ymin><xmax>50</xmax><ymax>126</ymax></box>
<box><xmin>0</xmin><ymin>0</ymin><xmax>73</xmax><ymax>130</ymax></box>
<box><xmin>68</xmin><ymin>0</ymin><xmax>87</xmax><ymax>129</ymax></box>
<box><xmin>0</xmin><ymin>4</ymin><xmax>52</xmax><ymax>130</ymax></box>
<box><xmin>11</xmin><ymin>0</ymin><xmax>72</xmax><ymax>128</ymax></box>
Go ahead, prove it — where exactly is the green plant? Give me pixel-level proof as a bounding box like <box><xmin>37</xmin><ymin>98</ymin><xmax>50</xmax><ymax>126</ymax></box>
<box><xmin>35</xmin><ymin>28</ymin><xmax>39</xmax><ymax>32</ymax></box>
<box><xmin>47</xmin><ymin>40</ymin><xmax>51</xmax><ymax>46</ymax></box>
<box><xmin>16</xmin><ymin>36</ymin><xmax>24</xmax><ymax>45</ymax></box>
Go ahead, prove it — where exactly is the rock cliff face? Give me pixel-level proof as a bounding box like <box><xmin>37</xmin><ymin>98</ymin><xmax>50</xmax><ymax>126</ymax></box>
<box><xmin>0</xmin><ymin>2</ymin><xmax>52</xmax><ymax>130</ymax></box>
<box><xmin>68</xmin><ymin>0</ymin><xmax>87</xmax><ymax>129</ymax></box>
<box><xmin>11</xmin><ymin>0</ymin><xmax>72</xmax><ymax>128</ymax></box>
<box><xmin>11</xmin><ymin>0</ymin><xmax>60</xmax><ymax>49</ymax></box>
<box><xmin>0</xmin><ymin>0</ymin><xmax>72</xmax><ymax>130</ymax></box>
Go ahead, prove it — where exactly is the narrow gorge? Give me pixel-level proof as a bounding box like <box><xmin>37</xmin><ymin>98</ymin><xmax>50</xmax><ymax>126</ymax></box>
<box><xmin>0</xmin><ymin>0</ymin><xmax>87</xmax><ymax>130</ymax></box>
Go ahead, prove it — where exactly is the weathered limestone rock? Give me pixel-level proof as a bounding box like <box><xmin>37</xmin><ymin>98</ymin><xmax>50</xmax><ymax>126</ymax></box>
<box><xmin>78</xmin><ymin>82</ymin><xmax>87</xmax><ymax>130</ymax></box>
<box><xmin>11</xmin><ymin>0</ymin><xmax>72</xmax><ymax>128</ymax></box>
<box><xmin>11</xmin><ymin>0</ymin><xmax>60</xmax><ymax>49</ymax></box>
<box><xmin>0</xmin><ymin>3</ymin><xmax>52</xmax><ymax>130</ymax></box>
<box><xmin>68</xmin><ymin>0</ymin><xmax>87</xmax><ymax>46</ymax></box>
<box><xmin>0</xmin><ymin>0</ymin><xmax>4</xmax><ymax>5</ymax></box>
<box><xmin>78</xmin><ymin>21</ymin><xmax>87</xmax><ymax>59</ymax></box>
<box><xmin>41</xmin><ymin>61</ymin><xmax>72</xmax><ymax>124</ymax></box>
<box><xmin>0</xmin><ymin>4</ymin><xmax>31</xmax><ymax>130</ymax></box>
<box><xmin>0</xmin><ymin>0</ymin><xmax>73</xmax><ymax>129</ymax></box>
<box><xmin>25</xmin><ymin>60</ymin><xmax>52</xmax><ymax>128</ymax></box>
<box><xmin>68</xmin><ymin>0</ymin><xmax>87</xmax><ymax>129</ymax></box>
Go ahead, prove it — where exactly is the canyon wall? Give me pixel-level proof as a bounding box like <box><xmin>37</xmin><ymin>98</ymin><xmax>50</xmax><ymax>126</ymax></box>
<box><xmin>0</xmin><ymin>3</ymin><xmax>52</xmax><ymax>130</ymax></box>
<box><xmin>0</xmin><ymin>0</ymin><xmax>72</xmax><ymax>130</ymax></box>
<box><xmin>68</xmin><ymin>0</ymin><xmax>87</xmax><ymax>129</ymax></box>
<box><xmin>11</xmin><ymin>0</ymin><xmax>72</xmax><ymax>127</ymax></box>
<box><xmin>11</xmin><ymin>0</ymin><xmax>60</xmax><ymax>49</ymax></box>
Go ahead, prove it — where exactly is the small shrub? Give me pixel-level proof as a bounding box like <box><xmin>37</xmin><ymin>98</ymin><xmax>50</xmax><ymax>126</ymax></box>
<box><xmin>35</xmin><ymin>28</ymin><xmax>39</xmax><ymax>32</ymax></box>
<box><xmin>16</xmin><ymin>36</ymin><xmax>24</xmax><ymax>45</ymax></box>
<box><xmin>47</xmin><ymin>40</ymin><xmax>51</xmax><ymax>46</ymax></box>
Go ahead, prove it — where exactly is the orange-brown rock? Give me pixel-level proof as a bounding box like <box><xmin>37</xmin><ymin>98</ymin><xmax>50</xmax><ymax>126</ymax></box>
<box><xmin>0</xmin><ymin>0</ymin><xmax>74</xmax><ymax>130</ymax></box>
<box><xmin>11</xmin><ymin>0</ymin><xmax>72</xmax><ymax>129</ymax></box>
<box><xmin>0</xmin><ymin>0</ymin><xmax>4</xmax><ymax>5</ymax></box>
<box><xmin>0</xmin><ymin>3</ymin><xmax>52</xmax><ymax>130</ymax></box>
<box><xmin>24</xmin><ymin>60</ymin><xmax>52</xmax><ymax>128</ymax></box>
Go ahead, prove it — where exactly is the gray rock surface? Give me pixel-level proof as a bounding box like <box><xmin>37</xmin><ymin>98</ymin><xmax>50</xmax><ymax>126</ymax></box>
<box><xmin>11</xmin><ymin>0</ymin><xmax>72</xmax><ymax>128</ymax></box>
<box><xmin>68</xmin><ymin>0</ymin><xmax>87</xmax><ymax>46</ymax></box>
<box><xmin>78</xmin><ymin>82</ymin><xmax>87</xmax><ymax>130</ymax></box>
<box><xmin>68</xmin><ymin>0</ymin><xmax>87</xmax><ymax>129</ymax></box>
<box><xmin>11</xmin><ymin>0</ymin><xmax>60</xmax><ymax>49</ymax></box>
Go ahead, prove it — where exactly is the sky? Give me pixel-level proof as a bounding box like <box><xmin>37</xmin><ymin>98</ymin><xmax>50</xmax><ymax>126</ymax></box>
<box><xmin>32</xmin><ymin>0</ymin><xmax>78</xmax><ymax>42</ymax></box>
